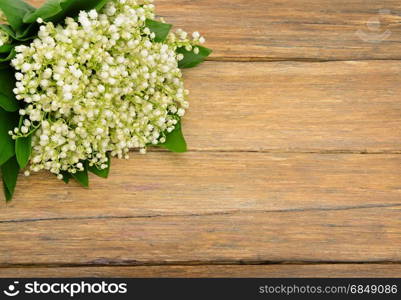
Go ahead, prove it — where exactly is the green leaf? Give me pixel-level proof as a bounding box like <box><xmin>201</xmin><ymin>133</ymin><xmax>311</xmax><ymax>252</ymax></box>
<box><xmin>2</xmin><ymin>180</ymin><xmax>11</xmax><ymax>201</ymax></box>
<box><xmin>0</xmin><ymin>108</ymin><xmax>18</xmax><ymax>166</ymax></box>
<box><xmin>160</xmin><ymin>120</ymin><xmax>187</xmax><ymax>153</ymax></box>
<box><xmin>0</xmin><ymin>0</ymin><xmax>35</xmax><ymax>31</ymax></box>
<box><xmin>15</xmin><ymin>135</ymin><xmax>31</xmax><ymax>168</ymax></box>
<box><xmin>1</xmin><ymin>156</ymin><xmax>19</xmax><ymax>201</ymax></box>
<box><xmin>0</xmin><ymin>24</ymin><xmax>17</xmax><ymax>42</ymax></box>
<box><xmin>0</xmin><ymin>44</ymin><xmax>13</xmax><ymax>54</ymax></box>
<box><xmin>88</xmin><ymin>154</ymin><xmax>111</xmax><ymax>179</ymax></box>
<box><xmin>0</xmin><ymin>62</ymin><xmax>10</xmax><ymax>70</ymax></box>
<box><xmin>15</xmin><ymin>22</ymin><xmax>37</xmax><ymax>40</ymax></box>
<box><xmin>177</xmin><ymin>46</ymin><xmax>212</xmax><ymax>69</ymax></box>
<box><xmin>94</xmin><ymin>0</ymin><xmax>110</xmax><ymax>10</ymax></box>
<box><xmin>60</xmin><ymin>0</ymin><xmax>111</xmax><ymax>12</ymax></box>
<box><xmin>58</xmin><ymin>0</ymin><xmax>111</xmax><ymax>21</ymax></box>
<box><xmin>0</xmin><ymin>24</ymin><xmax>36</xmax><ymax>42</ymax></box>
<box><xmin>0</xmin><ymin>67</ymin><xmax>17</xmax><ymax>98</ymax></box>
<box><xmin>0</xmin><ymin>144</ymin><xmax>14</xmax><ymax>167</ymax></box>
<box><xmin>24</xmin><ymin>0</ymin><xmax>111</xmax><ymax>24</ymax></box>
<box><xmin>145</xmin><ymin>19</ymin><xmax>172</xmax><ymax>43</ymax></box>
<box><xmin>0</xmin><ymin>47</ymin><xmax>16</xmax><ymax>63</ymax></box>
<box><xmin>0</xmin><ymin>67</ymin><xmax>18</xmax><ymax>112</ymax></box>
<box><xmin>72</xmin><ymin>165</ymin><xmax>89</xmax><ymax>188</ymax></box>
<box><xmin>60</xmin><ymin>171</ymin><xmax>72</xmax><ymax>184</ymax></box>
<box><xmin>0</xmin><ymin>92</ymin><xmax>18</xmax><ymax>112</ymax></box>
<box><xmin>23</xmin><ymin>0</ymin><xmax>63</xmax><ymax>23</ymax></box>
<box><xmin>0</xmin><ymin>24</ymin><xmax>15</xmax><ymax>37</ymax></box>
<box><xmin>0</xmin><ymin>48</ymin><xmax>16</xmax><ymax>67</ymax></box>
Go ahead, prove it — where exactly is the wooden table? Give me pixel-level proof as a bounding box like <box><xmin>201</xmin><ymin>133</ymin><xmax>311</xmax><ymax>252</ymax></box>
<box><xmin>1</xmin><ymin>0</ymin><xmax>401</xmax><ymax>278</ymax></box>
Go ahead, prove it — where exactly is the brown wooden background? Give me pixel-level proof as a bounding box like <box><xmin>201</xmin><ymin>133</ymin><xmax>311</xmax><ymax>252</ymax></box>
<box><xmin>1</xmin><ymin>0</ymin><xmax>401</xmax><ymax>277</ymax></box>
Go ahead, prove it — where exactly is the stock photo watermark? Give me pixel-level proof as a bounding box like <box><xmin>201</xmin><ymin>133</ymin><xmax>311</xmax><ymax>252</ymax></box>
<box><xmin>2</xmin><ymin>280</ymin><xmax>128</xmax><ymax>298</ymax></box>
<box><xmin>356</xmin><ymin>9</ymin><xmax>392</xmax><ymax>43</ymax></box>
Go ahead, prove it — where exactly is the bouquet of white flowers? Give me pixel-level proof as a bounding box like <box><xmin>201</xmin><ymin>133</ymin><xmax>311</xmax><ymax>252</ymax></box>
<box><xmin>0</xmin><ymin>0</ymin><xmax>211</xmax><ymax>201</ymax></box>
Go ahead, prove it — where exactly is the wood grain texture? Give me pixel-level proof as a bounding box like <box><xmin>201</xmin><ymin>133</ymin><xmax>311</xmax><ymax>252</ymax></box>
<box><xmin>27</xmin><ymin>0</ymin><xmax>401</xmax><ymax>61</ymax></box>
<box><xmin>1</xmin><ymin>205</ymin><xmax>401</xmax><ymax>265</ymax></box>
<box><xmin>6</xmin><ymin>0</ymin><xmax>401</xmax><ymax>277</ymax></box>
<box><xmin>183</xmin><ymin>61</ymin><xmax>401</xmax><ymax>152</ymax></box>
<box><xmin>156</xmin><ymin>0</ymin><xmax>401</xmax><ymax>61</ymax></box>
<box><xmin>1</xmin><ymin>153</ymin><xmax>401</xmax><ymax>220</ymax></box>
<box><xmin>1</xmin><ymin>264</ymin><xmax>401</xmax><ymax>278</ymax></box>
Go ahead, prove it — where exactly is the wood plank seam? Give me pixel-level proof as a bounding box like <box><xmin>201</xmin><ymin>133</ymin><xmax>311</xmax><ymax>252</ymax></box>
<box><xmin>207</xmin><ymin>57</ymin><xmax>401</xmax><ymax>63</ymax></box>
<box><xmin>3</xmin><ymin>261</ymin><xmax>401</xmax><ymax>268</ymax></box>
<box><xmin>2</xmin><ymin>264</ymin><xmax>401</xmax><ymax>277</ymax></box>
<box><xmin>2</xmin><ymin>202</ymin><xmax>401</xmax><ymax>224</ymax></box>
<box><xmin>148</xmin><ymin>149</ymin><xmax>401</xmax><ymax>154</ymax></box>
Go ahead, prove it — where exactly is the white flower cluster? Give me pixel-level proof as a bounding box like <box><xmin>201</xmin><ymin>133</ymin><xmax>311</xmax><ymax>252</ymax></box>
<box><xmin>10</xmin><ymin>0</ymin><xmax>205</xmax><ymax>177</ymax></box>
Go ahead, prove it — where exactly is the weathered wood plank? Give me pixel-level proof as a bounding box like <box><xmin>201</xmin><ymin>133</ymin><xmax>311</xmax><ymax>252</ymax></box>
<box><xmin>157</xmin><ymin>0</ymin><xmax>401</xmax><ymax>60</ymax></box>
<box><xmin>28</xmin><ymin>0</ymin><xmax>401</xmax><ymax>60</ymax></box>
<box><xmin>1</xmin><ymin>206</ymin><xmax>401</xmax><ymax>264</ymax></box>
<box><xmin>1</xmin><ymin>153</ymin><xmax>401</xmax><ymax>219</ymax></box>
<box><xmin>183</xmin><ymin>61</ymin><xmax>401</xmax><ymax>152</ymax></box>
<box><xmin>1</xmin><ymin>264</ymin><xmax>401</xmax><ymax>278</ymax></box>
